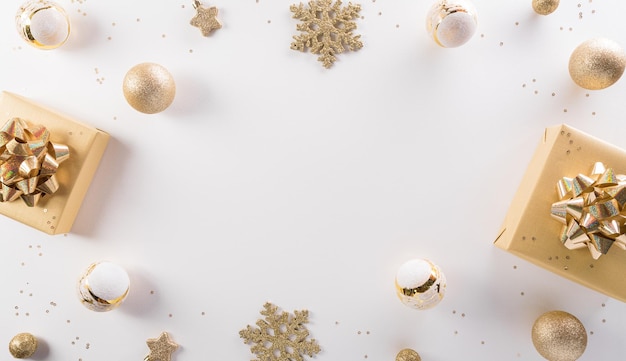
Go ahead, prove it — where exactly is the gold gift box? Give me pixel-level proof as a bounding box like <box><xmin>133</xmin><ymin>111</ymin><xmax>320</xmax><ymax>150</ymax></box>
<box><xmin>0</xmin><ymin>92</ymin><xmax>109</xmax><ymax>235</ymax></box>
<box><xmin>495</xmin><ymin>124</ymin><xmax>626</xmax><ymax>302</ymax></box>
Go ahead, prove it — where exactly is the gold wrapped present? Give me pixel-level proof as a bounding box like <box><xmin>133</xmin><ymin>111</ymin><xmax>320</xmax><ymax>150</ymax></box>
<box><xmin>0</xmin><ymin>92</ymin><xmax>109</xmax><ymax>234</ymax></box>
<box><xmin>495</xmin><ymin>124</ymin><xmax>626</xmax><ymax>302</ymax></box>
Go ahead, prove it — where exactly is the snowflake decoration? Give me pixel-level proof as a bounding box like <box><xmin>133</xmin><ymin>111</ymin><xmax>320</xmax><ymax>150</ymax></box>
<box><xmin>240</xmin><ymin>302</ymin><xmax>321</xmax><ymax>361</ymax></box>
<box><xmin>290</xmin><ymin>0</ymin><xmax>363</xmax><ymax>68</ymax></box>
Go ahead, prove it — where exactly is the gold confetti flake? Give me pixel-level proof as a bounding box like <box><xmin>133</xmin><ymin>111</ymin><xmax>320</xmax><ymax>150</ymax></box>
<box><xmin>290</xmin><ymin>0</ymin><xmax>363</xmax><ymax>68</ymax></box>
<box><xmin>240</xmin><ymin>302</ymin><xmax>321</xmax><ymax>361</ymax></box>
<box><xmin>190</xmin><ymin>0</ymin><xmax>222</xmax><ymax>36</ymax></box>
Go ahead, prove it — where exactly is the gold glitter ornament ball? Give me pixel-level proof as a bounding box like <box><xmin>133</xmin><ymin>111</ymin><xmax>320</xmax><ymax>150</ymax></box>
<box><xmin>569</xmin><ymin>38</ymin><xmax>626</xmax><ymax>90</ymax></box>
<box><xmin>532</xmin><ymin>0</ymin><xmax>559</xmax><ymax>15</ymax></box>
<box><xmin>9</xmin><ymin>333</ymin><xmax>38</xmax><ymax>359</ymax></box>
<box><xmin>396</xmin><ymin>348</ymin><xmax>421</xmax><ymax>361</ymax></box>
<box><xmin>532</xmin><ymin>311</ymin><xmax>587</xmax><ymax>361</ymax></box>
<box><xmin>123</xmin><ymin>63</ymin><xmax>176</xmax><ymax>114</ymax></box>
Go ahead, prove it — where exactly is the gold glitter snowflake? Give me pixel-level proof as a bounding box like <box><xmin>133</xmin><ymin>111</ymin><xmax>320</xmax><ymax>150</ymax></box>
<box><xmin>240</xmin><ymin>302</ymin><xmax>321</xmax><ymax>361</ymax></box>
<box><xmin>290</xmin><ymin>0</ymin><xmax>363</xmax><ymax>68</ymax></box>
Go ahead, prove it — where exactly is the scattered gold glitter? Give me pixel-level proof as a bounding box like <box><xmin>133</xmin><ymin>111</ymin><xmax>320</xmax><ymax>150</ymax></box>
<box><xmin>9</xmin><ymin>333</ymin><xmax>38</xmax><ymax>358</ymax></box>
<box><xmin>190</xmin><ymin>0</ymin><xmax>222</xmax><ymax>36</ymax></box>
<box><xmin>290</xmin><ymin>0</ymin><xmax>363</xmax><ymax>68</ymax></box>
<box><xmin>145</xmin><ymin>332</ymin><xmax>178</xmax><ymax>361</ymax></box>
<box><xmin>569</xmin><ymin>38</ymin><xmax>626</xmax><ymax>90</ymax></box>
<box><xmin>240</xmin><ymin>302</ymin><xmax>320</xmax><ymax>361</ymax></box>
<box><xmin>396</xmin><ymin>348</ymin><xmax>421</xmax><ymax>361</ymax></box>
<box><xmin>532</xmin><ymin>311</ymin><xmax>587</xmax><ymax>361</ymax></box>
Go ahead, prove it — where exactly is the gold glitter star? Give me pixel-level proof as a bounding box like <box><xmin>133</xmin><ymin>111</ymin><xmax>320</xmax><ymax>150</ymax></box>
<box><xmin>145</xmin><ymin>332</ymin><xmax>178</xmax><ymax>361</ymax></box>
<box><xmin>190</xmin><ymin>0</ymin><xmax>222</xmax><ymax>36</ymax></box>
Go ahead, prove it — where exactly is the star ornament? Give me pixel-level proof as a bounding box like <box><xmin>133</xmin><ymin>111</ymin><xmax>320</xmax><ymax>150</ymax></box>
<box><xmin>145</xmin><ymin>332</ymin><xmax>178</xmax><ymax>361</ymax></box>
<box><xmin>190</xmin><ymin>0</ymin><xmax>222</xmax><ymax>36</ymax></box>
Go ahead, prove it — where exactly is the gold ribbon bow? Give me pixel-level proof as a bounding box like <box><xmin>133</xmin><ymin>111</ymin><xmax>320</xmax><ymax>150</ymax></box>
<box><xmin>0</xmin><ymin>118</ymin><xmax>69</xmax><ymax>207</ymax></box>
<box><xmin>551</xmin><ymin>162</ymin><xmax>626</xmax><ymax>259</ymax></box>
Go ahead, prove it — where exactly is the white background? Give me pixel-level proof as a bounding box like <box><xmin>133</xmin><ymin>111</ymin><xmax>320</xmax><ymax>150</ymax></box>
<box><xmin>1</xmin><ymin>0</ymin><xmax>626</xmax><ymax>360</ymax></box>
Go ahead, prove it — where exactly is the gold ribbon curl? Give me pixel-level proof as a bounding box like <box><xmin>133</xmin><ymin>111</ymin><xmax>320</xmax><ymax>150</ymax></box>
<box><xmin>0</xmin><ymin>118</ymin><xmax>69</xmax><ymax>207</ymax></box>
<box><xmin>551</xmin><ymin>162</ymin><xmax>626</xmax><ymax>260</ymax></box>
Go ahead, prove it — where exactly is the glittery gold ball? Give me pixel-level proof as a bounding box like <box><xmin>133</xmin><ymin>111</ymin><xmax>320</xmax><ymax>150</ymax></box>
<box><xmin>396</xmin><ymin>348</ymin><xmax>421</xmax><ymax>361</ymax></box>
<box><xmin>9</xmin><ymin>333</ymin><xmax>38</xmax><ymax>359</ymax></box>
<box><xmin>532</xmin><ymin>311</ymin><xmax>587</xmax><ymax>361</ymax></box>
<box><xmin>123</xmin><ymin>63</ymin><xmax>176</xmax><ymax>114</ymax></box>
<box><xmin>568</xmin><ymin>38</ymin><xmax>626</xmax><ymax>90</ymax></box>
<box><xmin>532</xmin><ymin>0</ymin><xmax>559</xmax><ymax>15</ymax></box>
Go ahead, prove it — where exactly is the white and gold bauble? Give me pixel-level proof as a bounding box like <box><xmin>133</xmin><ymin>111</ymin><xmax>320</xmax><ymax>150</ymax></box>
<box><xmin>16</xmin><ymin>0</ymin><xmax>70</xmax><ymax>50</ymax></box>
<box><xmin>426</xmin><ymin>0</ymin><xmax>478</xmax><ymax>48</ymax></box>
<box><xmin>78</xmin><ymin>261</ymin><xmax>130</xmax><ymax>312</ymax></box>
<box><xmin>395</xmin><ymin>258</ymin><xmax>446</xmax><ymax>310</ymax></box>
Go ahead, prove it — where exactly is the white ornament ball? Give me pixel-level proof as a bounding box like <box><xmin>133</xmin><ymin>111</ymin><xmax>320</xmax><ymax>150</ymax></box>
<box><xmin>16</xmin><ymin>0</ymin><xmax>70</xmax><ymax>50</ymax></box>
<box><xmin>395</xmin><ymin>259</ymin><xmax>446</xmax><ymax>310</ymax></box>
<box><xmin>78</xmin><ymin>262</ymin><xmax>130</xmax><ymax>312</ymax></box>
<box><xmin>426</xmin><ymin>0</ymin><xmax>478</xmax><ymax>48</ymax></box>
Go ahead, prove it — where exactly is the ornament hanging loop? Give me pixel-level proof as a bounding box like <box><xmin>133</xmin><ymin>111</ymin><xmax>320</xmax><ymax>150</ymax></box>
<box><xmin>192</xmin><ymin>0</ymin><xmax>201</xmax><ymax>9</ymax></box>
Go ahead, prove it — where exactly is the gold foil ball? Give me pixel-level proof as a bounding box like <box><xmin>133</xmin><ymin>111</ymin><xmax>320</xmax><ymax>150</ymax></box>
<box><xmin>396</xmin><ymin>348</ymin><xmax>421</xmax><ymax>361</ymax></box>
<box><xmin>532</xmin><ymin>0</ymin><xmax>559</xmax><ymax>15</ymax></box>
<box><xmin>569</xmin><ymin>38</ymin><xmax>626</xmax><ymax>90</ymax></box>
<box><xmin>15</xmin><ymin>0</ymin><xmax>70</xmax><ymax>50</ymax></box>
<box><xmin>532</xmin><ymin>311</ymin><xmax>587</xmax><ymax>361</ymax></box>
<box><xmin>9</xmin><ymin>333</ymin><xmax>38</xmax><ymax>359</ymax></box>
<box><xmin>123</xmin><ymin>63</ymin><xmax>176</xmax><ymax>114</ymax></box>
